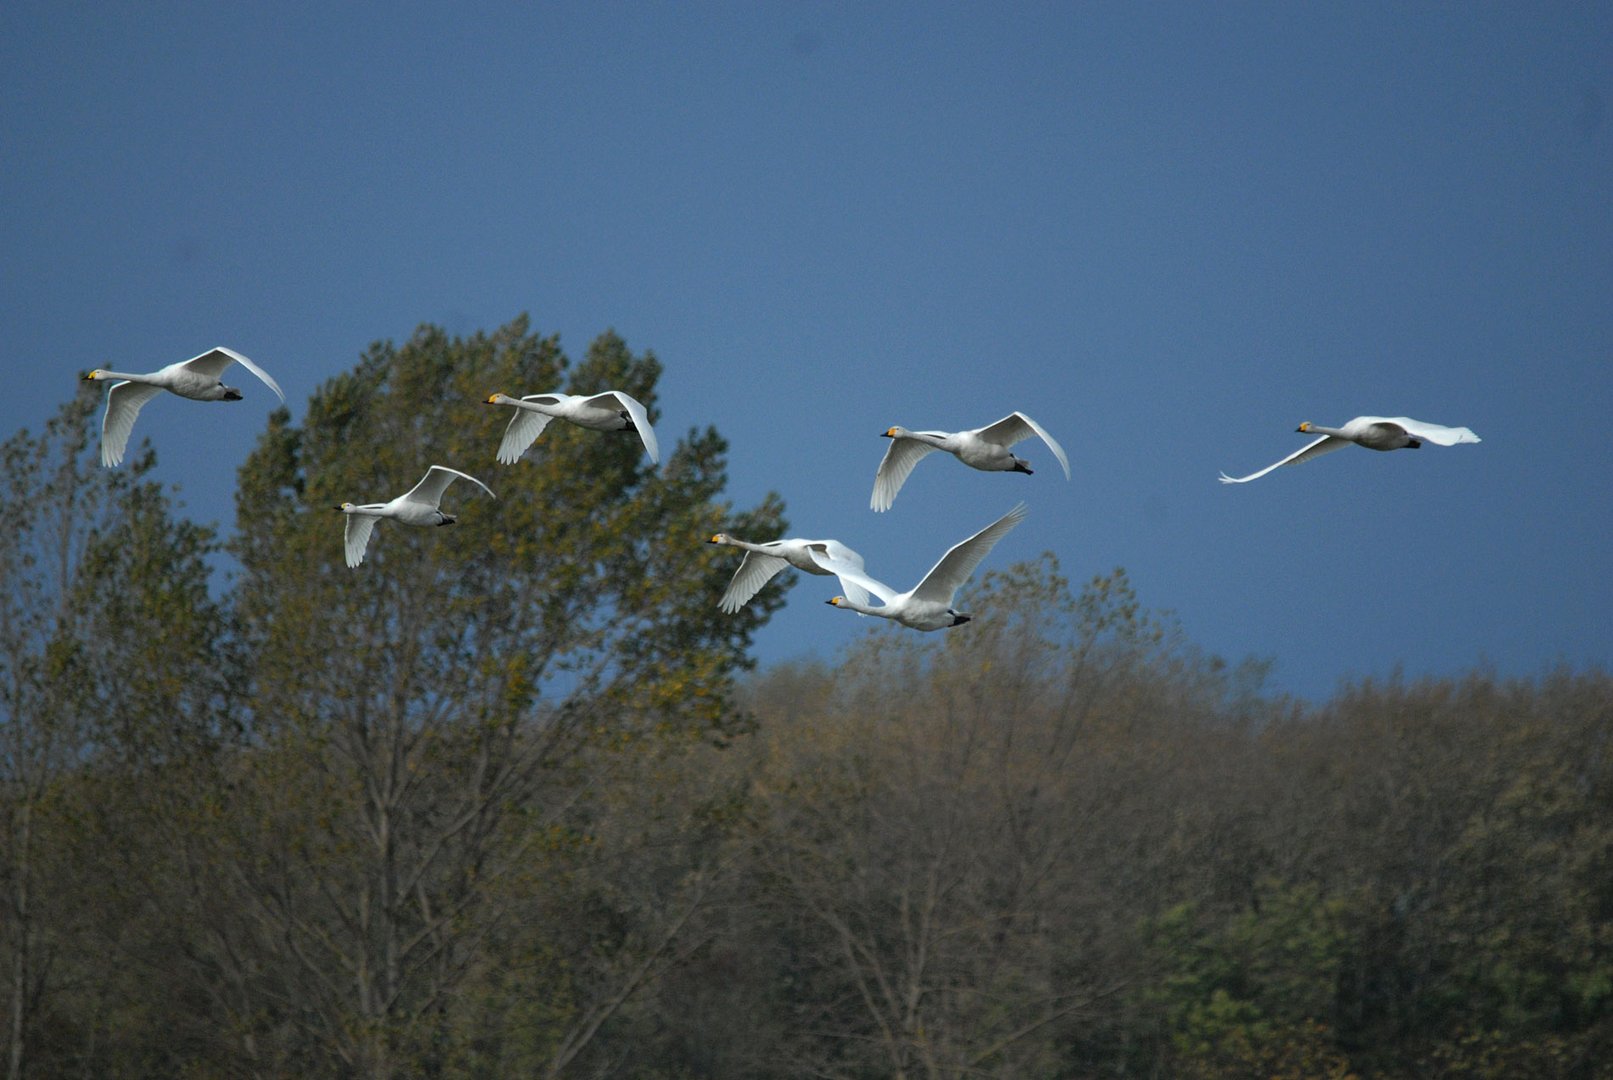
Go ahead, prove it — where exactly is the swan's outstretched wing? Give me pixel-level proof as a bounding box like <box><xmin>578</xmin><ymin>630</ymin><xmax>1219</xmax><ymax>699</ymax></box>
<box><xmin>181</xmin><ymin>347</ymin><xmax>286</xmax><ymax>402</ymax></box>
<box><xmin>496</xmin><ymin>397</ymin><xmax>557</xmax><ymax>464</ymax></box>
<box><xmin>99</xmin><ymin>381</ymin><xmax>164</xmax><ymax>467</ymax></box>
<box><xmin>871</xmin><ymin>436</ymin><xmax>941</xmax><ymax>512</ymax></box>
<box><xmin>344</xmin><ymin>513</ymin><xmax>379</xmax><ymax>568</ymax></box>
<box><xmin>717</xmin><ymin>552</ymin><xmax>791</xmax><ymax>614</ymax></box>
<box><xmin>1382</xmin><ymin>417</ymin><xmax>1481</xmax><ymax>446</ymax></box>
<box><xmin>583</xmin><ymin>391</ymin><xmax>659</xmax><ymax>464</ymax></box>
<box><xmin>1218</xmin><ymin>435</ymin><xmax>1350</xmax><ymax>484</ymax></box>
<box><xmin>802</xmin><ymin>542</ymin><xmax>875</xmax><ymax>610</ymax></box>
<box><xmin>977</xmin><ymin>412</ymin><xmax>1071</xmax><ymax>479</ymax></box>
<box><xmin>401</xmin><ymin>465</ymin><xmax>496</xmax><ymax>508</ymax></box>
<box><xmin>909</xmin><ymin>502</ymin><xmax>1028</xmax><ymax>604</ymax></box>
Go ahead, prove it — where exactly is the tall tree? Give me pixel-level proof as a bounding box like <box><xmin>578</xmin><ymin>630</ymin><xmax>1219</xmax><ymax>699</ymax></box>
<box><xmin>0</xmin><ymin>397</ymin><xmax>184</xmax><ymax>1078</ymax></box>
<box><xmin>220</xmin><ymin>317</ymin><xmax>783</xmax><ymax>1075</ymax></box>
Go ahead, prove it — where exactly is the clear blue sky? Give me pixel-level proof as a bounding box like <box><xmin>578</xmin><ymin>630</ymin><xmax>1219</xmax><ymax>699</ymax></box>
<box><xmin>4</xmin><ymin>2</ymin><xmax>1609</xmax><ymax>700</ymax></box>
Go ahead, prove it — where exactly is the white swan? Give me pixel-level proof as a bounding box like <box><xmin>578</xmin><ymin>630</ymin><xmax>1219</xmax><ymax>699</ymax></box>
<box><xmin>871</xmin><ymin>413</ymin><xmax>1069</xmax><ymax>511</ymax></box>
<box><xmin>707</xmin><ymin>533</ymin><xmax>873</xmax><ymax>614</ymax></box>
<box><xmin>821</xmin><ymin>503</ymin><xmax>1028</xmax><ymax>631</ymax></box>
<box><xmin>82</xmin><ymin>346</ymin><xmax>286</xmax><ymax>467</ymax></box>
<box><xmin>1219</xmin><ymin>416</ymin><xmax>1481</xmax><ymax>484</ymax></box>
<box><xmin>484</xmin><ymin>391</ymin><xmax>659</xmax><ymax>465</ymax></box>
<box><xmin>335</xmin><ymin>465</ymin><xmax>495</xmax><ymax>568</ymax></box>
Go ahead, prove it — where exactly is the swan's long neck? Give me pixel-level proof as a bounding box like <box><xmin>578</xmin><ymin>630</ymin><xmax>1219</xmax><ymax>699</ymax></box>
<box><xmin>1299</xmin><ymin>422</ymin><xmax>1348</xmax><ymax>438</ymax></box>
<box><xmin>89</xmin><ymin>369</ymin><xmax>157</xmax><ymax>384</ymax></box>
<box><xmin>723</xmin><ymin>536</ymin><xmax>770</xmax><ymax>554</ymax></box>
<box><xmin>508</xmin><ymin>396</ymin><xmax>561</xmax><ymax>415</ymax></box>
<box><xmin>827</xmin><ymin>595</ymin><xmax>883</xmax><ymax>617</ymax></box>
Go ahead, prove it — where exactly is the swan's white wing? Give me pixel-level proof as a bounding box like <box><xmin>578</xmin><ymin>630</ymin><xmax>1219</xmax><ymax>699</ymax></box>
<box><xmin>98</xmin><ymin>381</ymin><xmax>165</xmax><ymax>467</ymax></box>
<box><xmin>717</xmin><ymin>552</ymin><xmax>791</xmax><ymax>614</ymax></box>
<box><xmin>976</xmin><ymin>413</ymin><xmax>1072</xmax><ymax>480</ymax></box>
<box><xmin>1218</xmin><ymin>435</ymin><xmax>1350</xmax><ymax>484</ymax></box>
<box><xmin>584</xmin><ymin>391</ymin><xmax>659</xmax><ymax>464</ymax></box>
<box><xmin>181</xmin><ymin>347</ymin><xmax>286</xmax><ymax>402</ymax></box>
<box><xmin>801</xmin><ymin>542</ymin><xmax>876</xmax><ymax>610</ymax></box>
<box><xmin>497</xmin><ymin>407</ymin><xmax>554</xmax><ymax>464</ymax></box>
<box><xmin>1382</xmin><ymin>416</ymin><xmax>1481</xmax><ymax>446</ymax></box>
<box><xmin>344</xmin><ymin>513</ymin><xmax>379</xmax><ymax>568</ymax></box>
<box><xmin>871</xmin><ymin>436</ymin><xmax>940</xmax><ymax>512</ymax></box>
<box><xmin>401</xmin><ymin>465</ymin><xmax>496</xmax><ymax>508</ymax></box>
<box><xmin>909</xmin><ymin>502</ymin><xmax>1028</xmax><ymax>605</ymax></box>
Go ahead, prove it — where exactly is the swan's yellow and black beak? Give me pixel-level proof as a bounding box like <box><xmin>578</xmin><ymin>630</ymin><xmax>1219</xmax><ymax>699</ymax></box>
<box><xmin>484</xmin><ymin>393</ymin><xmax>501</xmax><ymax>404</ymax></box>
<box><xmin>1297</xmin><ymin>421</ymin><xmax>1312</xmax><ymax>433</ymax></box>
<box><xmin>826</xmin><ymin>597</ymin><xmax>843</xmax><ymax>607</ymax></box>
<box><xmin>882</xmin><ymin>427</ymin><xmax>897</xmax><ymax>438</ymax></box>
<box><xmin>81</xmin><ymin>370</ymin><xmax>100</xmax><ymax>381</ymax></box>
<box><xmin>707</xmin><ymin>534</ymin><xmax>722</xmax><ymax>544</ymax></box>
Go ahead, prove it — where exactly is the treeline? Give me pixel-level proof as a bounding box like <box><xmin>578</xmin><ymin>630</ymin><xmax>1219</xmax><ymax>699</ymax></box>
<box><xmin>3</xmin><ymin>319</ymin><xmax>1609</xmax><ymax>1078</ymax></box>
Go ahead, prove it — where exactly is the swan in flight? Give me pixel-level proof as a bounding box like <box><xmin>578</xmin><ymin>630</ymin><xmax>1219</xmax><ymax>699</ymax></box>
<box><xmin>81</xmin><ymin>346</ymin><xmax>286</xmax><ymax>467</ymax></box>
<box><xmin>708</xmin><ymin>533</ymin><xmax>873</xmax><ymax>614</ymax></box>
<box><xmin>821</xmin><ymin>503</ymin><xmax>1028</xmax><ymax>631</ymax></box>
<box><xmin>335</xmin><ymin>465</ymin><xmax>495</xmax><ymax>568</ymax></box>
<box><xmin>871</xmin><ymin>413</ymin><xmax>1069</xmax><ymax>511</ymax></box>
<box><xmin>1219</xmin><ymin>416</ymin><xmax>1481</xmax><ymax>484</ymax></box>
<box><xmin>484</xmin><ymin>391</ymin><xmax>659</xmax><ymax>465</ymax></box>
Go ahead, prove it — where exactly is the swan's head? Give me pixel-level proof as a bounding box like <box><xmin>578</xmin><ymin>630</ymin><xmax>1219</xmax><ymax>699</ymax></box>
<box><xmin>1297</xmin><ymin>421</ymin><xmax>1313</xmax><ymax>433</ymax></box>
<box><xmin>827</xmin><ymin>596</ymin><xmax>846</xmax><ymax>607</ymax></box>
<box><xmin>485</xmin><ymin>392</ymin><xmax>511</xmax><ymax>405</ymax></box>
<box><xmin>82</xmin><ymin>369</ymin><xmax>106</xmax><ymax>381</ymax></box>
<box><xmin>335</xmin><ymin>502</ymin><xmax>355</xmax><ymax>512</ymax></box>
<box><xmin>882</xmin><ymin>426</ymin><xmax>904</xmax><ymax>439</ymax></box>
<box><xmin>708</xmin><ymin>533</ymin><xmax>730</xmax><ymax>545</ymax></box>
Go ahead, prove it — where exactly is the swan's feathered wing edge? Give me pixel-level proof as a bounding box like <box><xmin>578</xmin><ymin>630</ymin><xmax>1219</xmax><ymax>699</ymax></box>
<box><xmin>497</xmin><ymin>408</ymin><xmax>554</xmax><ymax>464</ymax></box>
<box><xmin>979</xmin><ymin>413</ymin><xmax>1071</xmax><ymax>479</ymax></box>
<box><xmin>718</xmin><ymin>552</ymin><xmax>790</xmax><ymax>614</ymax></box>
<box><xmin>401</xmin><ymin>465</ymin><xmax>496</xmax><ymax>507</ymax></box>
<box><xmin>343</xmin><ymin>513</ymin><xmax>379</xmax><ymax>568</ymax></box>
<box><xmin>871</xmin><ymin>436</ymin><xmax>939</xmax><ymax>511</ymax></box>
<box><xmin>584</xmin><ymin>391</ymin><xmax>659</xmax><ymax>464</ymax></box>
<box><xmin>184</xmin><ymin>347</ymin><xmax>286</xmax><ymax>402</ymax></box>
<box><xmin>1383</xmin><ymin>416</ymin><xmax>1481</xmax><ymax>446</ymax></box>
<box><xmin>1219</xmin><ymin>434</ymin><xmax>1349</xmax><ymax>484</ymax></box>
<box><xmin>99</xmin><ymin>381</ymin><xmax>164</xmax><ymax>467</ymax></box>
<box><xmin>909</xmin><ymin>502</ymin><xmax>1029</xmax><ymax>604</ymax></box>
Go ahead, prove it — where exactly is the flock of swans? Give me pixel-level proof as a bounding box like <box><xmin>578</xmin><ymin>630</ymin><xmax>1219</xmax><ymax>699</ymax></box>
<box><xmin>81</xmin><ymin>346</ymin><xmax>1481</xmax><ymax>630</ymax></box>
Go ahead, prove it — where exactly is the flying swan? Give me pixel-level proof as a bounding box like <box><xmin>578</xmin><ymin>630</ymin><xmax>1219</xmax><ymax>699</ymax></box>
<box><xmin>484</xmin><ymin>391</ymin><xmax>659</xmax><ymax>465</ymax></box>
<box><xmin>1219</xmin><ymin>416</ymin><xmax>1481</xmax><ymax>484</ymax></box>
<box><xmin>871</xmin><ymin>413</ymin><xmax>1069</xmax><ymax>511</ymax></box>
<box><xmin>81</xmin><ymin>346</ymin><xmax>286</xmax><ymax>467</ymax></box>
<box><xmin>708</xmin><ymin>533</ymin><xmax>874</xmax><ymax>614</ymax></box>
<box><xmin>821</xmin><ymin>502</ymin><xmax>1029</xmax><ymax>631</ymax></box>
<box><xmin>335</xmin><ymin>465</ymin><xmax>495</xmax><ymax>568</ymax></box>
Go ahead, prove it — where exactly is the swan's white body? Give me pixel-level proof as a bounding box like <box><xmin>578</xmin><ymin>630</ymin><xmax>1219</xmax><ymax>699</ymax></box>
<box><xmin>1219</xmin><ymin>416</ymin><xmax>1481</xmax><ymax>484</ymax></box>
<box><xmin>82</xmin><ymin>346</ymin><xmax>286</xmax><ymax>467</ymax></box>
<box><xmin>708</xmin><ymin>533</ymin><xmax>873</xmax><ymax>614</ymax></box>
<box><xmin>336</xmin><ymin>465</ymin><xmax>495</xmax><ymax>568</ymax></box>
<box><xmin>821</xmin><ymin>503</ymin><xmax>1028</xmax><ymax>631</ymax></box>
<box><xmin>485</xmin><ymin>391</ymin><xmax>659</xmax><ymax>465</ymax></box>
<box><xmin>872</xmin><ymin>412</ymin><xmax>1069</xmax><ymax>511</ymax></box>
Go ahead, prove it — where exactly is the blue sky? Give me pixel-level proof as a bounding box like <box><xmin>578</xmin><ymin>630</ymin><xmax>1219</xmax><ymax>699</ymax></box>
<box><xmin>4</xmin><ymin>2</ymin><xmax>1609</xmax><ymax>699</ymax></box>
